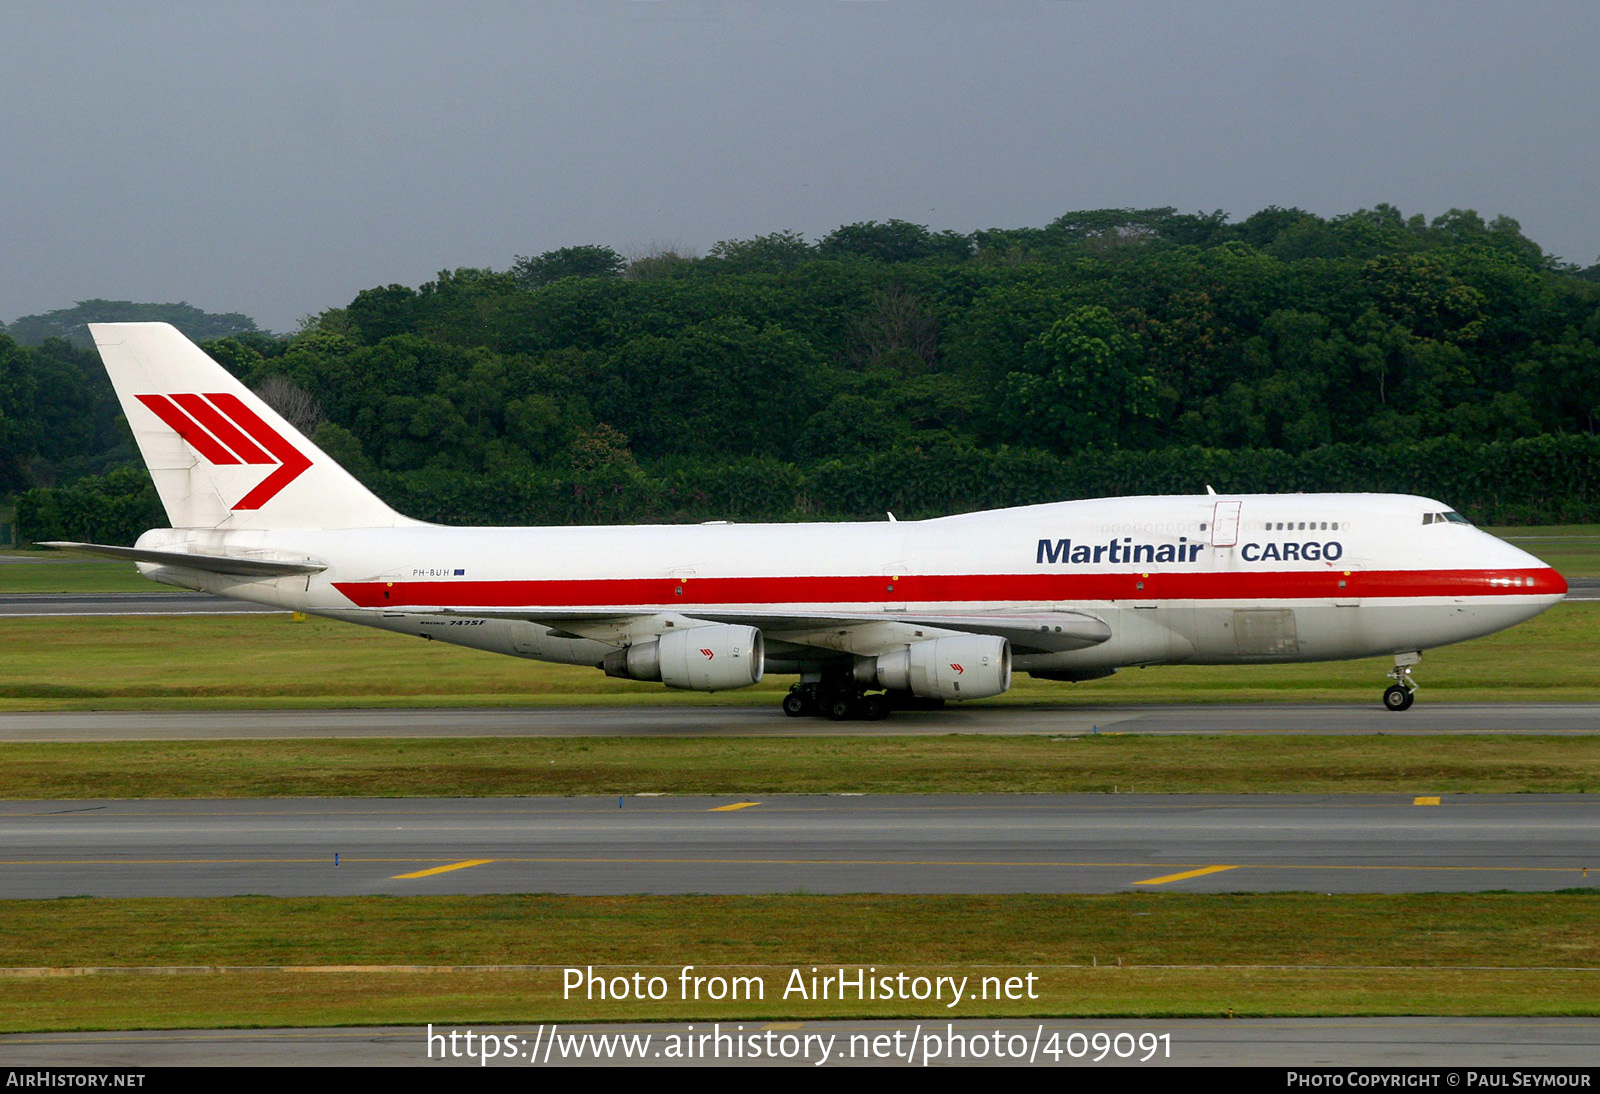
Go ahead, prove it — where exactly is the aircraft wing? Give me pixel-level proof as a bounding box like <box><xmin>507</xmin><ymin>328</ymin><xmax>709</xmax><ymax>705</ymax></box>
<box><xmin>396</xmin><ymin>606</ymin><xmax>1111</xmax><ymax>656</ymax></box>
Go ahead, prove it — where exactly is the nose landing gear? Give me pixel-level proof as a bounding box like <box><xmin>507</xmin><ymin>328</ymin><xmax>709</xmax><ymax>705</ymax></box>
<box><xmin>1383</xmin><ymin>652</ymin><xmax>1421</xmax><ymax>711</ymax></box>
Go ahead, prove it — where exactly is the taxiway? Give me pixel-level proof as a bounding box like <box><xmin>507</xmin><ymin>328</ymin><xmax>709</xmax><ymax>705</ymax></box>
<box><xmin>3</xmin><ymin>794</ymin><xmax>1595</xmax><ymax>898</ymax></box>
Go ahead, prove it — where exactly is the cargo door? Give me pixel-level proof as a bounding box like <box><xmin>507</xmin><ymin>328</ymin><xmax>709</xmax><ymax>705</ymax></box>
<box><xmin>1211</xmin><ymin>501</ymin><xmax>1241</xmax><ymax>547</ymax></box>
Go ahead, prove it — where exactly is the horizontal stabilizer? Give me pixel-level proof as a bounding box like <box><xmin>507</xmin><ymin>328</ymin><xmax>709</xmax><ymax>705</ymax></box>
<box><xmin>40</xmin><ymin>541</ymin><xmax>327</xmax><ymax>577</ymax></box>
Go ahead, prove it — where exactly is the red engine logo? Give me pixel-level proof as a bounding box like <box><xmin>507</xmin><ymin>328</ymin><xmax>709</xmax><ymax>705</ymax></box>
<box><xmin>699</xmin><ymin>648</ymin><xmax>715</xmax><ymax>659</ymax></box>
<box><xmin>135</xmin><ymin>393</ymin><xmax>311</xmax><ymax>510</ymax></box>
<box><xmin>950</xmin><ymin>663</ymin><xmax>964</xmax><ymax>674</ymax></box>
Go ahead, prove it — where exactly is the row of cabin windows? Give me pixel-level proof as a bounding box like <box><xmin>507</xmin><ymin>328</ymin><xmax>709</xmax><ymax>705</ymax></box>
<box><xmin>1261</xmin><ymin>521</ymin><xmax>1340</xmax><ymax>531</ymax></box>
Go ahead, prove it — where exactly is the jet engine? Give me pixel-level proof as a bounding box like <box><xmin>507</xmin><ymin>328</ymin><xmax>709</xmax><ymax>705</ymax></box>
<box><xmin>855</xmin><ymin>634</ymin><xmax>1011</xmax><ymax>700</ymax></box>
<box><xmin>602</xmin><ymin>624</ymin><xmax>765</xmax><ymax>692</ymax></box>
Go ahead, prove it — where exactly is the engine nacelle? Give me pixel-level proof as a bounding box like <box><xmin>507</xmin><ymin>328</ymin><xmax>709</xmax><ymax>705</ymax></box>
<box><xmin>858</xmin><ymin>634</ymin><xmax>1011</xmax><ymax>701</ymax></box>
<box><xmin>602</xmin><ymin>624</ymin><xmax>764</xmax><ymax>692</ymax></box>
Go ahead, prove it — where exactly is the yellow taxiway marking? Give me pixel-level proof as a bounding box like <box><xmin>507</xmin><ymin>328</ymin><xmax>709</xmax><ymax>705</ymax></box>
<box><xmin>762</xmin><ymin>1023</ymin><xmax>804</xmax><ymax>1031</ymax></box>
<box><xmin>4</xmin><ymin>857</ymin><xmax>1597</xmax><ymax>878</ymax></box>
<box><xmin>391</xmin><ymin>859</ymin><xmax>495</xmax><ymax>880</ymax></box>
<box><xmin>709</xmin><ymin>802</ymin><xmax>762</xmax><ymax>811</ymax></box>
<box><xmin>1415</xmin><ymin>796</ymin><xmax>1441</xmax><ymax>806</ymax></box>
<box><xmin>1135</xmin><ymin>865</ymin><xmax>1239</xmax><ymax>886</ymax></box>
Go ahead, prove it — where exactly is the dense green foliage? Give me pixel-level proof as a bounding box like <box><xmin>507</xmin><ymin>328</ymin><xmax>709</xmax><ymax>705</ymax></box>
<box><xmin>5</xmin><ymin>299</ymin><xmax>260</xmax><ymax>349</ymax></box>
<box><xmin>9</xmin><ymin>205</ymin><xmax>1600</xmax><ymax>543</ymax></box>
<box><xmin>0</xmin><ymin>334</ymin><xmax>134</xmax><ymax>493</ymax></box>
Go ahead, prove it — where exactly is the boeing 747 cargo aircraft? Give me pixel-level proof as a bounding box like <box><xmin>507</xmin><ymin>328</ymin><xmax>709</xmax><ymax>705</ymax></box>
<box><xmin>47</xmin><ymin>323</ymin><xmax>1567</xmax><ymax>719</ymax></box>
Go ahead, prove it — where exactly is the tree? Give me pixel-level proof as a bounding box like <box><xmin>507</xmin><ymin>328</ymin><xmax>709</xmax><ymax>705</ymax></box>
<box><xmin>819</xmin><ymin>220</ymin><xmax>971</xmax><ymax>263</ymax></box>
<box><xmin>511</xmin><ymin>245</ymin><xmax>626</xmax><ymax>287</ymax></box>
<box><xmin>707</xmin><ymin>230</ymin><xmax>814</xmax><ymax>272</ymax></box>
<box><xmin>1234</xmin><ymin>206</ymin><xmax>1323</xmax><ymax>249</ymax></box>
<box><xmin>0</xmin><ymin>334</ymin><xmax>40</xmax><ymax>490</ymax></box>
<box><xmin>7</xmin><ymin>300</ymin><xmax>259</xmax><ymax>349</ymax></box>
<box><xmin>797</xmin><ymin>393</ymin><xmax>905</xmax><ymax>459</ymax></box>
<box><xmin>593</xmin><ymin>317</ymin><xmax>824</xmax><ymax>459</ymax></box>
<box><xmin>346</xmin><ymin>284</ymin><xmax>420</xmax><ymax>343</ymax></box>
<box><xmin>622</xmin><ymin>243</ymin><xmax>695</xmax><ymax>282</ymax></box>
<box><xmin>255</xmin><ymin>374</ymin><xmax>326</xmax><ymax>436</ymax></box>
<box><xmin>850</xmin><ymin>286</ymin><xmax>939</xmax><ymax>374</ymax></box>
<box><xmin>1003</xmin><ymin>305</ymin><xmax>1157</xmax><ymax>451</ymax></box>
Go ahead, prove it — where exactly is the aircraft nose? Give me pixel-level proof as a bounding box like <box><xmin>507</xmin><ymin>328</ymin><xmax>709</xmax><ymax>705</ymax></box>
<box><xmin>1500</xmin><ymin>539</ymin><xmax>1566</xmax><ymax>599</ymax></box>
<box><xmin>1545</xmin><ymin>567</ymin><xmax>1569</xmax><ymax>598</ymax></box>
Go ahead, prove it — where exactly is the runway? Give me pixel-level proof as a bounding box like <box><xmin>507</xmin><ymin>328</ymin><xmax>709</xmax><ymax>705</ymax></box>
<box><xmin>6</xmin><ymin>1018</ymin><xmax>1600</xmax><ymax>1067</ymax></box>
<box><xmin>3</xmin><ymin>794</ymin><xmax>1596</xmax><ymax>898</ymax></box>
<box><xmin>4</xmin><ymin>702</ymin><xmax>1600</xmax><ymax>741</ymax></box>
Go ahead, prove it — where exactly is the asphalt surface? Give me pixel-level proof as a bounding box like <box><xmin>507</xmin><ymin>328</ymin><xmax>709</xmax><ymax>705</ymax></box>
<box><xmin>4</xmin><ymin>702</ymin><xmax>1599</xmax><ymax>741</ymax></box>
<box><xmin>5</xmin><ymin>1018</ymin><xmax>1599</xmax><ymax>1067</ymax></box>
<box><xmin>3</xmin><ymin>793</ymin><xmax>1597</xmax><ymax>898</ymax></box>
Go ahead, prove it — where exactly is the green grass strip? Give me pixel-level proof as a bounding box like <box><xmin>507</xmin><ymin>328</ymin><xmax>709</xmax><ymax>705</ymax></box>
<box><xmin>6</xmin><ymin>734</ymin><xmax>1600</xmax><ymax>796</ymax></box>
<box><xmin>3</xmin><ymin>599</ymin><xmax>1599</xmax><ymax>712</ymax></box>
<box><xmin>0</xmin><ymin>559</ymin><xmax>154</xmax><ymax>594</ymax></box>
<box><xmin>4</xmin><ymin>894</ymin><xmax>1600</xmax><ymax>1029</ymax></box>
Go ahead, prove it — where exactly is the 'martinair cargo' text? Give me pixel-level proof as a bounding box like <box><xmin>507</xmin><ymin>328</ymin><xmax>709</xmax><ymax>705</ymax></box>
<box><xmin>1036</xmin><ymin>537</ymin><xmax>1206</xmax><ymax>565</ymax></box>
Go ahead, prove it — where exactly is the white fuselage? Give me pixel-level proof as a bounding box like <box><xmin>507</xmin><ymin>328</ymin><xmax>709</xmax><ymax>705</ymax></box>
<box><xmin>133</xmin><ymin>491</ymin><xmax>1567</xmax><ymax>683</ymax></box>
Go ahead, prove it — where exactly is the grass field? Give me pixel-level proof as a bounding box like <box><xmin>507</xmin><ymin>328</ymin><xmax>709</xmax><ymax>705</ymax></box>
<box><xmin>0</xmin><ymin>558</ymin><xmax>152</xmax><ymax>593</ymax></box>
<box><xmin>4</xmin><ymin>893</ymin><xmax>1600</xmax><ymax>1030</ymax></box>
<box><xmin>6</xmin><ymin>734</ymin><xmax>1600</xmax><ymax>796</ymax></box>
<box><xmin>2</xmin><ymin>601</ymin><xmax>1595</xmax><ymax>710</ymax></box>
<box><xmin>1495</xmin><ymin>525</ymin><xmax>1600</xmax><ymax>580</ymax></box>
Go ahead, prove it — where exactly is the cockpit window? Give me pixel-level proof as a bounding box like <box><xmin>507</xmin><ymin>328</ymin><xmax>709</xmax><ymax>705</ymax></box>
<box><xmin>1443</xmin><ymin>511</ymin><xmax>1470</xmax><ymax>525</ymax></box>
<box><xmin>1423</xmin><ymin>511</ymin><xmax>1472</xmax><ymax>526</ymax></box>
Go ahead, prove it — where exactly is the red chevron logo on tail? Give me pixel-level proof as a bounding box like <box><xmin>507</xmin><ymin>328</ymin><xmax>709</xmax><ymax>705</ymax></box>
<box><xmin>134</xmin><ymin>393</ymin><xmax>312</xmax><ymax>510</ymax></box>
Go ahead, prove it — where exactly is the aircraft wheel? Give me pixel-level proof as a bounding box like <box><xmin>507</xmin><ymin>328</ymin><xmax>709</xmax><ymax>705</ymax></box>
<box><xmin>782</xmin><ymin>692</ymin><xmax>810</xmax><ymax>718</ymax></box>
<box><xmin>860</xmin><ymin>694</ymin><xmax>889</xmax><ymax>721</ymax></box>
<box><xmin>1383</xmin><ymin>685</ymin><xmax>1415</xmax><ymax>712</ymax></box>
<box><xmin>824</xmin><ymin>696</ymin><xmax>856</xmax><ymax>721</ymax></box>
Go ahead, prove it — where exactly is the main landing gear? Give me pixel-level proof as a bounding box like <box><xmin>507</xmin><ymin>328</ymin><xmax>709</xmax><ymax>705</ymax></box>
<box><xmin>1383</xmin><ymin>652</ymin><xmax>1421</xmax><ymax>712</ymax></box>
<box><xmin>781</xmin><ymin>681</ymin><xmax>945</xmax><ymax>721</ymax></box>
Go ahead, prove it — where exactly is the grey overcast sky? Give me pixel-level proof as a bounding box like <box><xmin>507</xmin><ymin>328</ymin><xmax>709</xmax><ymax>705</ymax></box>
<box><xmin>3</xmin><ymin>1</ymin><xmax>1597</xmax><ymax>333</ymax></box>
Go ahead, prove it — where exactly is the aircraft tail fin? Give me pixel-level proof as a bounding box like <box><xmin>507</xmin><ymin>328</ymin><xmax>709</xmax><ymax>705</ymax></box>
<box><xmin>90</xmin><ymin>322</ymin><xmax>418</xmax><ymax>530</ymax></box>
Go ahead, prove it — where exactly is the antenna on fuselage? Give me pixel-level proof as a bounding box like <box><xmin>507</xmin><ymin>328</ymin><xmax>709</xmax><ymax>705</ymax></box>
<box><xmin>1205</xmin><ymin>485</ymin><xmax>1217</xmax><ymax>496</ymax></box>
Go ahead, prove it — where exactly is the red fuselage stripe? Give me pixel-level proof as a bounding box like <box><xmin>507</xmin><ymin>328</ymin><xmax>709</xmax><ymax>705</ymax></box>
<box><xmin>332</xmin><ymin>568</ymin><xmax>1566</xmax><ymax>608</ymax></box>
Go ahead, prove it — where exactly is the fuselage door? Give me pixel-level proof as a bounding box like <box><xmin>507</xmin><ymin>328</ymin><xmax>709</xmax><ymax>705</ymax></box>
<box><xmin>1211</xmin><ymin>501</ymin><xmax>1242</xmax><ymax>548</ymax></box>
